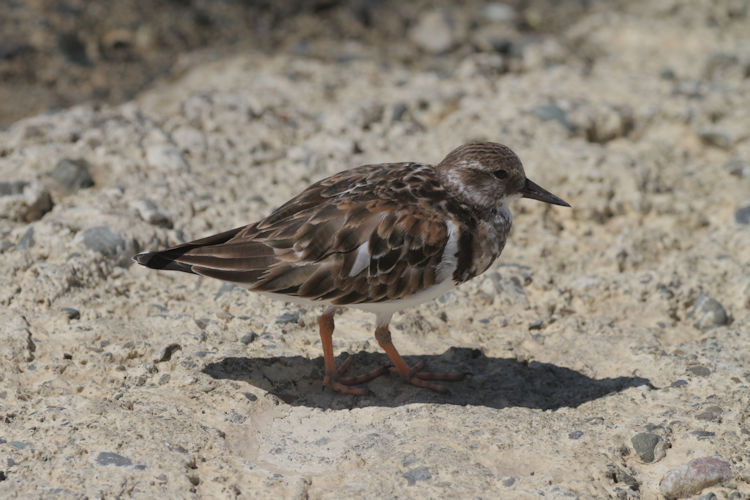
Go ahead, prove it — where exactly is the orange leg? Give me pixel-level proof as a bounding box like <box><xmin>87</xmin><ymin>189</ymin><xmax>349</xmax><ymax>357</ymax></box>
<box><xmin>318</xmin><ymin>309</ymin><xmax>388</xmax><ymax>395</ymax></box>
<box><xmin>375</xmin><ymin>325</ymin><xmax>464</xmax><ymax>392</ymax></box>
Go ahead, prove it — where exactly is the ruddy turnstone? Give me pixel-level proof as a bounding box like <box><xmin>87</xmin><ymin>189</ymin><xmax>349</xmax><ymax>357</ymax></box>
<box><xmin>134</xmin><ymin>142</ymin><xmax>570</xmax><ymax>395</ymax></box>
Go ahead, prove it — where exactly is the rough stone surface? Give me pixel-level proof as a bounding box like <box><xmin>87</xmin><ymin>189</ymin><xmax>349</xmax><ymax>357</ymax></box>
<box><xmin>1</xmin><ymin>2</ymin><xmax>749</xmax><ymax>499</ymax></box>
<box><xmin>660</xmin><ymin>457</ymin><xmax>733</xmax><ymax>499</ymax></box>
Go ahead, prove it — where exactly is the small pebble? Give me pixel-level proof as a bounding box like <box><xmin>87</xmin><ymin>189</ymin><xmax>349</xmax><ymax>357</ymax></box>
<box><xmin>49</xmin><ymin>158</ymin><xmax>94</xmax><ymax>192</ymax></box>
<box><xmin>659</xmin><ymin>456</ymin><xmax>732</xmax><ymax>499</ymax></box>
<box><xmin>690</xmin><ymin>294</ymin><xmax>729</xmax><ymax>330</ymax></box>
<box><xmin>96</xmin><ymin>452</ymin><xmax>132</xmax><ymax>467</ymax></box>
<box><xmin>530</xmin><ymin>103</ymin><xmax>574</xmax><ymax>131</ymax></box>
<box><xmin>241</xmin><ymin>333</ymin><xmax>258</xmax><ymax>345</ymax></box>
<box><xmin>214</xmin><ymin>282</ymin><xmax>238</xmax><ymax>300</ymax></box>
<box><xmin>687</xmin><ymin>365</ymin><xmax>711</xmax><ymax>377</ymax></box>
<box><xmin>698</xmin><ymin>128</ymin><xmax>733</xmax><ymax>149</ymax></box>
<box><xmin>568</xmin><ymin>431</ymin><xmax>583</xmax><ymax>440</ymax></box>
<box><xmin>695</xmin><ymin>406</ymin><xmax>722</xmax><ymax>423</ymax></box>
<box><xmin>60</xmin><ymin>307</ymin><xmax>80</xmax><ymax>320</ymax></box>
<box><xmin>735</xmin><ymin>205</ymin><xmax>750</xmax><ymax>225</ymax></box>
<box><xmin>130</xmin><ymin>199</ymin><xmax>172</xmax><ymax>228</ymax></box>
<box><xmin>155</xmin><ymin>343</ymin><xmax>181</xmax><ymax>362</ymax></box>
<box><xmin>631</xmin><ymin>432</ymin><xmax>669</xmax><ymax>463</ymax></box>
<box><xmin>16</xmin><ymin>226</ymin><xmax>35</xmax><ymax>250</ymax></box>
<box><xmin>607</xmin><ymin>464</ymin><xmax>640</xmax><ymax>491</ymax></box>
<box><xmin>57</xmin><ymin>32</ymin><xmax>89</xmax><ymax>65</ymax></box>
<box><xmin>78</xmin><ymin>226</ymin><xmax>127</xmax><ymax>258</ymax></box>
<box><xmin>529</xmin><ymin>319</ymin><xmax>545</xmax><ymax>330</ymax></box>
<box><xmin>409</xmin><ymin>9</ymin><xmax>458</xmax><ymax>54</ymax></box>
<box><xmin>275</xmin><ymin>312</ymin><xmax>300</xmax><ymax>325</ymax></box>
<box><xmin>0</xmin><ymin>180</ymin><xmax>53</xmax><ymax>222</ymax></box>
<box><xmin>403</xmin><ymin>466</ymin><xmax>432</xmax><ymax>486</ymax></box>
<box><xmin>723</xmin><ymin>158</ymin><xmax>749</xmax><ymax>178</ymax></box>
<box><xmin>696</xmin><ymin>493</ymin><xmax>717</xmax><ymax>500</ymax></box>
<box><xmin>671</xmin><ymin>379</ymin><xmax>688</xmax><ymax>388</ymax></box>
<box><xmin>691</xmin><ymin>430</ymin><xmax>715</xmax><ymax>440</ymax></box>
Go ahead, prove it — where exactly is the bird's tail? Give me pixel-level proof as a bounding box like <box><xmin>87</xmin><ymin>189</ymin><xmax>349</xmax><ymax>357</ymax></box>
<box><xmin>132</xmin><ymin>226</ymin><xmax>246</xmax><ymax>275</ymax></box>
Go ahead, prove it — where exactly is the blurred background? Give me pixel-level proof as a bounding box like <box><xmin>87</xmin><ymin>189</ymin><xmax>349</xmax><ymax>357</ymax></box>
<box><xmin>0</xmin><ymin>0</ymin><xmax>680</xmax><ymax>127</ymax></box>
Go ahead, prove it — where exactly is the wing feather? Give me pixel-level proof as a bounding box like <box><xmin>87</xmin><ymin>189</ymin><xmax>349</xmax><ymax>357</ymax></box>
<box><xmin>134</xmin><ymin>162</ymin><xmax>459</xmax><ymax>302</ymax></box>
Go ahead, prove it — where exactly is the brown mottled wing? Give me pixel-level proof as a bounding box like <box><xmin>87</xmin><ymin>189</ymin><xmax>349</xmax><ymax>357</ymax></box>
<box><xmin>137</xmin><ymin>163</ymin><xmax>454</xmax><ymax>304</ymax></box>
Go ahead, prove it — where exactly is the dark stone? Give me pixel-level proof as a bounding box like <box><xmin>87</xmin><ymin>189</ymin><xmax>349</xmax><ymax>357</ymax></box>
<box><xmin>241</xmin><ymin>332</ymin><xmax>258</xmax><ymax>345</ymax></box>
<box><xmin>671</xmin><ymin>379</ymin><xmax>688</xmax><ymax>388</ymax></box>
<box><xmin>696</xmin><ymin>406</ymin><xmax>722</xmax><ymax>423</ymax></box>
<box><xmin>569</xmin><ymin>430</ymin><xmax>583</xmax><ymax>440</ymax></box>
<box><xmin>692</xmin><ymin>430</ymin><xmax>715</xmax><ymax>439</ymax></box>
<box><xmin>96</xmin><ymin>452</ymin><xmax>132</xmax><ymax>467</ymax></box>
<box><xmin>503</xmin><ymin>477</ymin><xmax>516</xmax><ymax>487</ymax></box>
<box><xmin>735</xmin><ymin>205</ymin><xmax>750</xmax><ymax>225</ymax></box>
<box><xmin>391</xmin><ymin>102</ymin><xmax>408</xmax><ymax>122</ymax></box>
<box><xmin>607</xmin><ymin>464</ymin><xmax>640</xmax><ymax>491</ymax></box>
<box><xmin>529</xmin><ymin>319</ymin><xmax>545</xmax><ymax>330</ymax></box>
<box><xmin>690</xmin><ymin>294</ymin><xmax>729</xmax><ymax>330</ymax></box>
<box><xmin>687</xmin><ymin>365</ymin><xmax>711</xmax><ymax>377</ymax></box>
<box><xmin>58</xmin><ymin>33</ymin><xmax>90</xmax><ymax>66</ymax></box>
<box><xmin>60</xmin><ymin>307</ymin><xmax>80</xmax><ymax>320</ymax></box>
<box><xmin>698</xmin><ymin>128</ymin><xmax>733</xmax><ymax>149</ymax></box>
<box><xmin>16</xmin><ymin>227</ymin><xmax>34</xmax><ymax>250</ymax></box>
<box><xmin>80</xmin><ymin>226</ymin><xmax>126</xmax><ymax>257</ymax></box>
<box><xmin>155</xmin><ymin>343</ymin><xmax>181</xmax><ymax>362</ymax></box>
<box><xmin>275</xmin><ymin>312</ymin><xmax>300</xmax><ymax>325</ymax></box>
<box><xmin>0</xmin><ymin>42</ymin><xmax>34</xmax><ymax>61</ymax></box>
<box><xmin>724</xmin><ymin>158</ymin><xmax>749</xmax><ymax>178</ymax></box>
<box><xmin>696</xmin><ymin>493</ymin><xmax>717</xmax><ymax>500</ymax></box>
<box><xmin>0</xmin><ymin>181</ymin><xmax>27</xmax><ymax>196</ymax></box>
<box><xmin>631</xmin><ymin>433</ymin><xmax>667</xmax><ymax>463</ymax></box>
<box><xmin>9</xmin><ymin>442</ymin><xmax>28</xmax><ymax>450</ymax></box>
<box><xmin>50</xmin><ymin>159</ymin><xmax>94</xmax><ymax>192</ymax></box>
<box><xmin>403</xmin><ymin>466</ymin><xmax>432</xmax><ymax>486</ymax></box>
<box><xmin>214</xmin><ymin>282</ymin><xmax>238</xmax><ymax>300</ymax></box>
<box><xmin>530</xmin><ymin>103</ymin><xmax>574</xmax><ymax>131</ymax></box>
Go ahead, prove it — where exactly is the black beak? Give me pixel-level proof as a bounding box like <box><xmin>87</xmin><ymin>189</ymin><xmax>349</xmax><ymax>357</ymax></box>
<box><xmin>522</xmin><ymin>178</ymin><xmax>571</xmax><ymax>207</ymax></box>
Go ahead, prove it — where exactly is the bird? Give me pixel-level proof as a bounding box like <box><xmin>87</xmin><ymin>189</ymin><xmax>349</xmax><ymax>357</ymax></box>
<box><xmin>134</xmin><ymin>141</ymin><xmax>570</xmax><ymax>395</ymax></box>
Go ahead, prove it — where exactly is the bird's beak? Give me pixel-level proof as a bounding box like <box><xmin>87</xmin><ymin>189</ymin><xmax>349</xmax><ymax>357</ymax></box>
<box><xmin>522</xmin><ymin>178</ymin><xmax>571</xmax><ymax>207</ymax></box>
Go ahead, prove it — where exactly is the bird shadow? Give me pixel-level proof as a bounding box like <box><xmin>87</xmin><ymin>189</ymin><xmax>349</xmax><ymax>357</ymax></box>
<box><xmin>202</xmin><ymin>347</ymin><xmax>653</xmax><ymax>410</ymax></box>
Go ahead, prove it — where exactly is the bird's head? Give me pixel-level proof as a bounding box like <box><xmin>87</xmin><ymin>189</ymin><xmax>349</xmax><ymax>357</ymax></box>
<box><xmin>436</xmin><ymin>141</ymin><xmax>570</xmax><ymax>213</ymax></box>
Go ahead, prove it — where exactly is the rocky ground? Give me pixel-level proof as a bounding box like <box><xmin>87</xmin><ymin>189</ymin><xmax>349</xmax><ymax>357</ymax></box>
<box><xmin>1</xmin><ymin>1</ymin><xmax>750</xmax><ymax>498</ymax></box>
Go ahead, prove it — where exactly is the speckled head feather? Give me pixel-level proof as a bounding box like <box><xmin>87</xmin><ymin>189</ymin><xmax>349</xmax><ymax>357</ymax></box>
<box><xmin>436</xmin><ymin>142</ymin><xmax>527</xmax><ymax>212</ymax></box>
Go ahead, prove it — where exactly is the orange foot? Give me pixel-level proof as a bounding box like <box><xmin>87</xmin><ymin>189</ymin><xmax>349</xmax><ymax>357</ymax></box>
<box><xmin>322</xmin><ymin>356</ymin><xmax>389</xmax><ymax>395</ymax></box>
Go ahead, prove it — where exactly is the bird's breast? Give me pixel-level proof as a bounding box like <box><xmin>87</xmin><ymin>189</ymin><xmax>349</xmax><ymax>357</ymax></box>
<box><xmin>452</xmin><ymin>206</ymin><xmax>511</xmax><ymax>283</ymax></box>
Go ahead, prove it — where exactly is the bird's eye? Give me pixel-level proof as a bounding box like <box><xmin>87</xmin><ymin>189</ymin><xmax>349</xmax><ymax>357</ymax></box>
<box><xmin>493</xmin><ymin>170</ymin><xmax>508</xmax><ymax>180</ymax></box>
